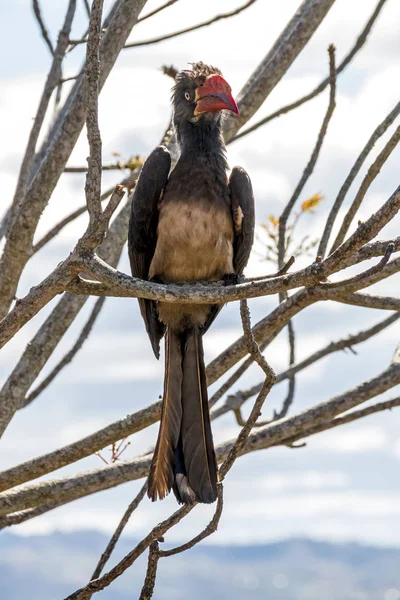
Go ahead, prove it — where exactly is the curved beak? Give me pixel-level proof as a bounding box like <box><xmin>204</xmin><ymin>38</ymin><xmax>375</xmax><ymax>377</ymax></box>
<box><xmin>194</xmin><ymin>74</ymin><xmax>239</xmax><ymax>116</ymax></box>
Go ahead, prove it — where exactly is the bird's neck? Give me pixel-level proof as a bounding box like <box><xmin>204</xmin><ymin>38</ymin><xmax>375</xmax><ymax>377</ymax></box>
<box><xmin>177</xmin><ymin>120</ymin><xmax>227</xmax><ymax>170</ymax></box>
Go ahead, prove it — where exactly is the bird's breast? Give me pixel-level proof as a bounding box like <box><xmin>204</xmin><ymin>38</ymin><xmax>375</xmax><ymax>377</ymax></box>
<box><xmin>149</xmin><ymin>197</ymin><xmax>234</xmax><ymax>283</ymax></box>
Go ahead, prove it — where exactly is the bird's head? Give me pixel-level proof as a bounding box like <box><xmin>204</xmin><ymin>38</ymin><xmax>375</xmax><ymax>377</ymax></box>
<box><xmin>172</xmin><ymin>62</ymin><xmax>239</xmax><ymax>131</ymax></box>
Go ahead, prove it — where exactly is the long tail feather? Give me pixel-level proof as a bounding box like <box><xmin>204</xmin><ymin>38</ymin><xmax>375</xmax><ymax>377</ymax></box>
<box><xmin>147</xmin><ymin>329</ymin><xmax>182</xmax><ymax>501</ymax></box>
<box><xmin>179</xmin><ymin>329</ymin><xmax>218</xmax><ymax>504</ymax></box>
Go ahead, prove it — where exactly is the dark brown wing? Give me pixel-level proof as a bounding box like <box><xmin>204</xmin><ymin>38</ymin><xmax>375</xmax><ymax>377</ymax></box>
<box><xmin>229</xmin><ymin>166</ymin><xmax>255</xmax><ymax>275</ymax></box>
<box><xmin>128</xmin><ymin>146</ymin><xmax>171</xmax><ymax>358</ymax></box>
<box><xmin>202</xmin><ymin>166</ymin><xmax>255</xmax><ymax>335</ymax></box>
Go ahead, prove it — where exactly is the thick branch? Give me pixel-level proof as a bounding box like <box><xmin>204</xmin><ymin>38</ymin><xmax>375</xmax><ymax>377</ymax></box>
<box><xmin>0</xmin><ymin>188</ymin><xmax>125</xmax><ymax>438</ymax></box>
<box><xmin>0</xmin><ymin>0</ymin><xmax>148</xmax><ymax>319</ymax></box>
<box><xmin>1</xmin><ymin>354</ymin><xmax>399</xmax><ymax>517</ymax></box>
<box><xmin>84</xmin><ymin>0</ymin><xmax>104</xmax><ymax>223</ymax></box>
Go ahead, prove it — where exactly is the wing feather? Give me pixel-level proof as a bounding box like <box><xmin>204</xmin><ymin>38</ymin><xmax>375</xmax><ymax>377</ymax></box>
<box><xmin>128</xmin><ymin>146</ymin><xmax>171</xmax><ymax>358</ymax></box>
<box><xmin>229</xmin><ymin>166</ymin><xmax>255</xmax><ymax>275</ymax></box>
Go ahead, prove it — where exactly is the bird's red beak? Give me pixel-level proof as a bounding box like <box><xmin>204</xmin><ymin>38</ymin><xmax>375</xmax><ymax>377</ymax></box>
<box><xmin>194</xmin><ymin>74</ymin><xmax>239</xmax><ymax>116</ymax></box>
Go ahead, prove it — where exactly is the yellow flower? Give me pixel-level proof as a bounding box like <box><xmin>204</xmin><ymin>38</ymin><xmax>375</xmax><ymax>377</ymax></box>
<box><xmin>301</xmin><ymin>193</ymin><xmax>324</xmax><ymax>213</ymax></box>
<box><xmin>125</xmin><ymin>154</ymin><xmax>145</xmax><ymax>171</ymax></box>
<box><xmin>268</xmin><ymin>215</ymin><xmax>279</xmax><ymax>227</ymax></box>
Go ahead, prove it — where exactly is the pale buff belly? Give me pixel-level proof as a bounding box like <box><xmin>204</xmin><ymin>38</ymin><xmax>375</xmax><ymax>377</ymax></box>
<box><xmin>149</xmin><ymin>199</ymin><xmax>234</xmax><ymax>329</ymax></box>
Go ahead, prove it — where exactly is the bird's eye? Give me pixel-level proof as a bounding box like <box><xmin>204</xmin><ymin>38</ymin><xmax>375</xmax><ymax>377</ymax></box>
<box><xmin>184</xmin><ymin>92</ymin><xmax>191</xmax><ymax>101</ymax></box>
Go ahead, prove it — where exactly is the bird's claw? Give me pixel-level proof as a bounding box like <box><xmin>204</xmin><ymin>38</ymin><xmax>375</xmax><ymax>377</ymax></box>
<box><xmin>223</xmin><ymin>273</ymin><xmax>240</xmax><ymax>286</ymax></box>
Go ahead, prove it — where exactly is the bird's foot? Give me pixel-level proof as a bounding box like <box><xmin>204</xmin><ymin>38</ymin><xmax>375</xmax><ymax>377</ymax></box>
<box><xmin>223</xmin><ymin>273</ymin><xmax>240</xmax><ymax>286</ymax></box>
<box><xmin>148</xmin><ymin>276</ymin><xmax>164</xmax><ymax>284</ymax></box>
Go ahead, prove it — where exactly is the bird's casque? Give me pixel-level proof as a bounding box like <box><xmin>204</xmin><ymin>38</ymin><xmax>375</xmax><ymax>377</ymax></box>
<box><xmin>172</xmin><ymin>62</ymin><xmax>239</xmax><ymax>131</ymax></box>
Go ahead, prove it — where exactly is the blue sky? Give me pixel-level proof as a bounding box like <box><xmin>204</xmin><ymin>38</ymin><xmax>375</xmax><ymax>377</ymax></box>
<box><xmin>1</xmin><ymin>0</ymin><xmax>400</xmax><ymax>547</ymax></box>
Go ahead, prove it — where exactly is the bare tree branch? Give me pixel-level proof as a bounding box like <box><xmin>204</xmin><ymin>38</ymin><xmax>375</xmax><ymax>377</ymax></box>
<box><xmin>32</xmin><ymin>0</ymin><xmax>54</xmax><ymax>55</ymax></box>
<box><xmin>317</xmin><ymin>99</ymin><xmax>400</xmax><ymax>258</ymax></box>
<box><xmin>89</xmin><ymin>482</ymin><xmax>147</xmax><ymax>582</ymax></box>
<box><xmin>213</xmin><ymin>312</ymin><xmax>400</xmax><ymax>418</ymax></box>
<box><xmin>65</xmin><ymin>505</ymin><xmax>193</xmax><ymax>599</ymax></box>
<box><xmin>337</xmin><ymin>292</ymin><xmax>400</xmax><ymax>311</ymax></box>
<box><xmin>33</xmin><ymin>177</ymin><xmax>136</xmax><ymax>255</ymax></box>
<box><xmin>222</xmin><ymin>0</ymin><xmax>337</xmax><ymax>141</ymax></box>
<box><xmin>0</xmin><ymin>186</ymin><xmax>124</xmax><ymax>437</ymax></box>
<box><xmin>280</xmin><ymin>396</ymin><xmax>400</xmax><ymax>447</ymax></box>
<box><xmin>2</xmin><ymin>0</ymin><xmax>77</xmax><ymax>245</ymax></box>
<box><xmin>138</xmin><ymin>541</ymin><xmax>160</xmax><ymax>600</ymax></box>
<box><xmin>137</xmin><ymin>0</ymin><xmax>179</xmax><ymax>23</ymax></box>
<box><xmin>0</xmin><ymin>402</ymin><xmax>159</xmax><ymax>493</ymax></box>
<box><xmin>22</xmin><ymin>296</ymin><xmax>106</xmax><ymax>408</ymax></box>
<box><xmin>274</xmin><ymin>320</ymin><xmax>296</xmax><ymax>419</ymax></box>
<box><xmin>331</xmin><ymin>124</ymin><xmax>400</xmax><ymax>251</ymax></box>
<box><xmin>124</xmin><ymin>0</ymin><xmax>257</xmax><ymax>48</ymax></box>
<box><xmin>0</xmin><ymin>260</ymin><xmax>77</xmax><ymax>350</ymax></box>
<box><xmin>159</xmin><ymin>484</ymin><xmax>224</xmax><ymax>557</ymax></box>
<box><xmin>0</xmin><ymin>0</ymin><xmax>148</xmax><ymax>319</ymax></box>
<box><xmin>85</xmin><ymin>0</ymin><xmax>104</xmax><ymax>223</ymax></box>
<box><xmin>278</xmin><ymin>44</ymin><xmax>336</xmax><ymax>269</ymax></box>
<box><xmin>230</xmin><ymin>0</ymin><xmax>389</xmax><ymax>143</ymax></box>
<box><xmin>0</xmin><ymin>500</ymin><xmax>65</xmax><ymax>530</ymax></box>
<box><xmin>219</xmin><ymin>300</ymin><xmax>276</xmax><ymax>479</ymax></box>
<box><xmin>2</xmin><ymin>349</ymin><xmax>399</xmax><ymax>518</ymax></box>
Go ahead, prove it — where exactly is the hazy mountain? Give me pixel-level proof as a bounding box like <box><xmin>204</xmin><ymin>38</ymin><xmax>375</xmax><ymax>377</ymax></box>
<box><xmin>1</xmin><ymin>531</ymin><xmax>400</xmax><ymax>599</ymax></box>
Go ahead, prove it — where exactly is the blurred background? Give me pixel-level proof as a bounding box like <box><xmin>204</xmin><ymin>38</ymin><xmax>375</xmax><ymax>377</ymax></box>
<box><xmin>1</xmin><ymin>0</ymin><xmax>400</xmax><ymax>598</ymax></box>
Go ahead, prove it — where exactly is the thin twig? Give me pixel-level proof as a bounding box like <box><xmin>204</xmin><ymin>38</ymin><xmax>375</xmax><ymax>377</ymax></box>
<box><xmin>33</xmin><ymin>182</ymin><xmax>131</xmax><ymax>255</ymax></box>
<box><xmin>209</xmin><ymin>353</ymin><xmax>255</xmax><ymax>409</ymax></box>
<box><xmin>32</xmin><ymin>0</ymin><xmax>54</xmax><ymax>55</ymax></box>
<box><xmin>65</xmin><ymin>505</ymin><xmax>193</xmax><ymax>599</ymax></box>
<box><xmin>65</xmin><ymin>161</ymin><xmax>141</xmax><ymax>173</ymax></box>
<box><xmin>5</xmin><ymin>0</ymin><xmax>77</xmax><ymax>242</ymax></box>
<box><xmin>89</xmin><ymin>482</ymin><xmax>147</xmax><ymax>583</ymax></box>
<box><xmin>220</xmin><ymin>311</ymin><xmax>400</xmax><ymax>412</ymax></box>
<box><xmin>320</xmin><ymin>243</ymin><xmax>395</xmax><ymax>292</ymax></box>
<box><xmin>137</xmin><ymin>0</ymin><xmax>179</xmax><ymax>23</ymax></box>
<box><xmin>331</xmin><ymin>124</ymin><xmax>400</xmax><ymax>251</ymax></box>
<box><xmin>159</xmin><ymin>484</ymin><xmax>224</xmax><ymax>557</ymax></box>
<box><xmin>278</xmin><ymin>44</ymin><xmax>336</xmax><ymax>269</ymax></box>
<box><xmin>82</xmin><ymin>0</ymin><xmax>90</xmax><ymax>17</ymax></box>
<box><xmin>229</xmin><ymin>0</ymin><xmax>389</xmax><ymax>143</ymax></box>
<box><xmin>23</xmin><ymin>297</ymin><xmax>106</xmax><ymax>407</ymax></box>
<box><xmin>124</xmin><ymin>0</ymin><xmax>257</xmax><ymax>48</ymax></box>
<box><xmin>274</xmin><ymin>320</ymin><xmax>296</xmax><ymax>419</ymax></box>
<box><xmin>208</xmin><ymin>257</ymin><xmax>294</xmax><ymax>409</ymax></box>
<box><xmin>318</xmin><ymin>99</ymin><xmax>400</xmax><ymax>258</ymax></box>
<box><xmin>219</xmin><ymin>300</ymin><xmax>275</xmax><ymax>479</ymax></box>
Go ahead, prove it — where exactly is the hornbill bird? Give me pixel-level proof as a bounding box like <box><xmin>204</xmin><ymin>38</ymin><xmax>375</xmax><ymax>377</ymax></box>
<box><xmin>128</xmin><ymin>62</ymin><xmax>255</xmax><ymax>505</ymax></box>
